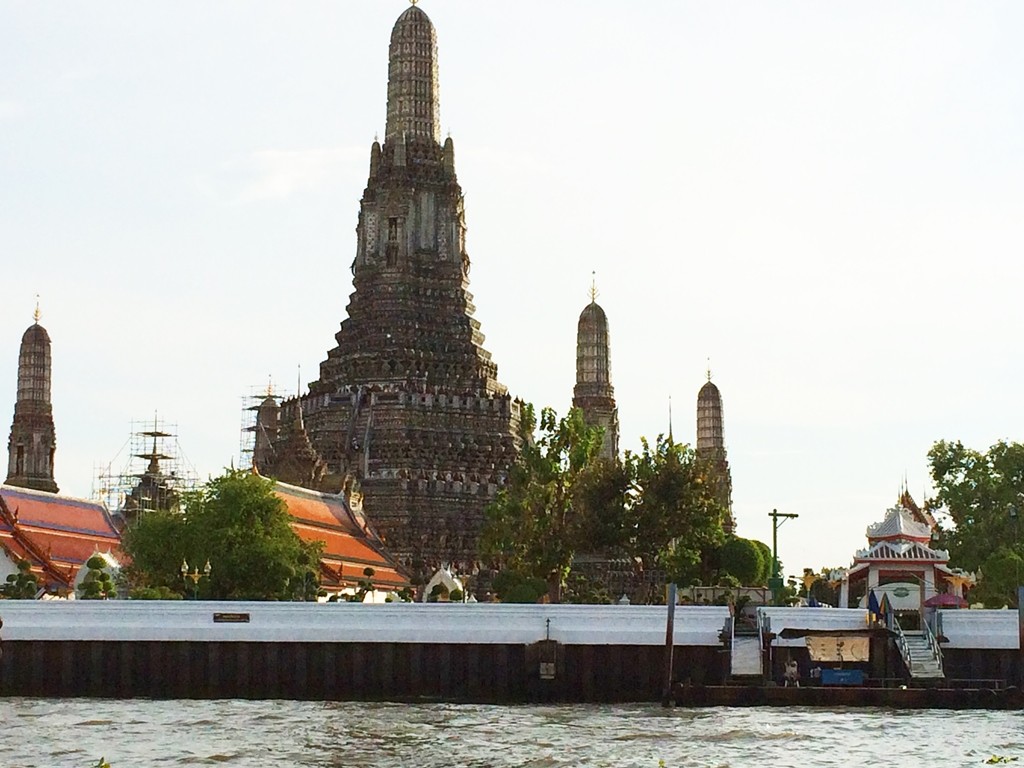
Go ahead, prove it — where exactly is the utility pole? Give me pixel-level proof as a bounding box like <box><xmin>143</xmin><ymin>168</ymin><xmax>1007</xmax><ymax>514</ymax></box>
<box><xmin>768</xmin><ymin>509</ymin><xmax>799</xmax><ymax>599</ymax></box>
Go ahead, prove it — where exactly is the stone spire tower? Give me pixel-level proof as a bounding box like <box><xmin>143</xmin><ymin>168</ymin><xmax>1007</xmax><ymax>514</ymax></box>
<box><xmin>696</xmin><ymin>369</ymin><xmax>733</xmax><ymax>533</ymax></box>
<box><xmin>261</xmin><ymin>5</ymin><xmax>520</xmax><ymax>576</ymax></box>
<box><xmin>572</xmin><ymin>282</ymin><xmax>619</xmax><ymax>461</ymax></box>
<box><xmin>6</xmin><ymin>304</ymin><xmax>59</xmax><ymax>493</ymax></box>
<box><xmin>385</xmin><ymin>4</ymin><xmax>441</xmax><ymax>144</ymax></box>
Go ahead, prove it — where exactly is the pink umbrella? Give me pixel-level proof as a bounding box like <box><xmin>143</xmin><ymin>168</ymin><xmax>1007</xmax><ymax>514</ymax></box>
<box><xmin>923</xmin><ymin>593</ymin><xmax>967</xmax><ymax>608</ymax></box>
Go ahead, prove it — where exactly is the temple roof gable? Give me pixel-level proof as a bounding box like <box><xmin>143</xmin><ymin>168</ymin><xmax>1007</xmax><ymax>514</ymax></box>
<box><xmin>866</xmin><ymin>505</ymin><xmax>932</xmax><ymax>543</ymax></box>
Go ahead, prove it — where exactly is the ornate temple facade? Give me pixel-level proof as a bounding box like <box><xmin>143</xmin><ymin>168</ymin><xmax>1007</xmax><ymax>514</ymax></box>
<box><xmin>6</xmin><ymin>307</ymin><xmax>58</xmax><ymax>494</ymax></box>
<box><xmin>696</xmin><ymin>372</ymin><xmax>734</xmax><ymax>533</ymax></box>
<box><xmin>572</xmin><ymin>288</ymin><xmax>619</xmax><ymax>461</ymax></box>
<box><xmin>838</xmin><ymin>491</ymin><xmax>973</xmax><ymax>613</ymax></box>
<box><xmin>257</xmin><ymin>6</ymin><xmax>520</xmax><ymax>576</ymax></box>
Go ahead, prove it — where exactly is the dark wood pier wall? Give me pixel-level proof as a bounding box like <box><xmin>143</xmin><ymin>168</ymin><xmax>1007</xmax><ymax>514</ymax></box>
<box><xmin>942</xmin><ymin>648</ymin><xmax>1024</xmax><ymax>687</ymax></box>
<box><xmin>0</xmin><ymin>640</ymin><xmax>728</xmax><ymax>702</ymax></box>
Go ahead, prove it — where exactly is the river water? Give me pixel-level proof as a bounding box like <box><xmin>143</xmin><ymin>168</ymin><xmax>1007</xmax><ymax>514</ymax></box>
<box><xmin>1</xmin><ymin>699</ymin><xmax>1021</xmax><ymax>768</ymax></box>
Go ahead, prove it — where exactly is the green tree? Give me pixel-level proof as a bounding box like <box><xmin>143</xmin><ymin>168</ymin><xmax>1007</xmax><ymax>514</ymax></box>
<box><xmin>78</xmin><ymin>555</ymin><xmax>117</xmax><ymax>599</ymax></box>
<box><xmin>346</xmin><ymin>567</ymin><xmax>376</xmax><ymax>603</ymax></box>
<box><xmin>481</xmin><ymin>411</ymin><xmax>730</xmax><ymax>603</ymax></box>
<box><xmin>751</xmin><ymin>540</ymin><xmax>773</xmax><ymax>585</ymax></box>
<box><xmin>1</xmin><ymin>559</ymin><xmax>39</xmax><ymax>599</ymax></box>
<box><xmin>490</xmin><ymin>569</ymin><xmax>549</xmax><ymax>603</ymax></box>
<box><xmin>121</xmin><ymin>469</ymin><xmax>323</xmax><ymax>600</ymax></box>
<box><xmin>626</xmin><ymin>436</ymin><xmax>726</xmax><ymax>587</ymax></box>
<box><xmin>129</xmin><ymin>585</ymin><xmax>183</xmax><ymax>600</ymax></box>
<box><xmin>481</xmin><ymin>405</ymin><xmax>606</xmax><ymax>601</ymax></box>
<box><xmin>573</xmin><ymin>457</ymin><xmax>631</xmax><ymax>551</ymax></box>
<box><xmin>120</xmin><ymin>508</ymin><xmax>189</xmax><ymax>592</ymax></box>
<box><xmin>928</xmin><ymin>440</ymin><xmax>1024</xmax><ymax>607</ymax></box>
<box><xmin>715</xmin><ymin>536</ymin><xmax>766</xmax><ymax>586</ymax></box>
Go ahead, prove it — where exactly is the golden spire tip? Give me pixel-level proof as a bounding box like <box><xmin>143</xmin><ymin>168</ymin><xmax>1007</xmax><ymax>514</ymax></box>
<box><xmin>33</xmin><ymin>295</ymin><xmax>41</xmax><ymax>324</ymax></box>
<box><xmin>589</xmin><ymin>271</ymin><xmax>598</xmax><ymax>302</ymax></box>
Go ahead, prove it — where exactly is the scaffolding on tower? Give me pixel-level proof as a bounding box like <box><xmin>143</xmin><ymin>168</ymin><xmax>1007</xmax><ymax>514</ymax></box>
<box><xmin>239</xmin><ymin>381</ymin><xmax>289</xmax><ymax>470</ymax></box>
<box><xmin>92</xmin><ymin>416</ymin><xmax>199</xmax><ymax>517</ymax></box>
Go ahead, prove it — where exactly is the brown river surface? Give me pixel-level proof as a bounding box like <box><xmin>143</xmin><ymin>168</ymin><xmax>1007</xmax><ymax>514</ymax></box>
<box><xmin>1</xmin><ymin>698</ymin><xmax>1022</xmax><ymax>767</ymax></box>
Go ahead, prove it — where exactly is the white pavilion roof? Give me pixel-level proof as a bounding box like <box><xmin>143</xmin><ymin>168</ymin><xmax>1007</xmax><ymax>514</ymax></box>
<box><xmin>854</xmin><ymin>538</ymin><xmax>949</xmax><ymax>563</ymax></box>
<box><xmin>866</xmin><ymin>505</ymin><xmax>932</xmax><ymax>542</ymax></box>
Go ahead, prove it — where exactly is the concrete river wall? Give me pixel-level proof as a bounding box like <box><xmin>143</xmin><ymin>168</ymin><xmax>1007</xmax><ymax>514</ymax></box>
<box><xmin>0</xmin><ymin>602</ymin><xmax>731</xmax><ymax>702</ymax></box>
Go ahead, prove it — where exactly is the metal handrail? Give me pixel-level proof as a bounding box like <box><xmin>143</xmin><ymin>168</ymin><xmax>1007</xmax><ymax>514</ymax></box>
<box><xmin>893</xmin><ymin>618</ymin><xmax>914</xmax><ymax>671</ymax></box>
<box><xmin>922</xmin><ymin>612</ymin><xmax>944</xmax><ymax>670</ymax></box>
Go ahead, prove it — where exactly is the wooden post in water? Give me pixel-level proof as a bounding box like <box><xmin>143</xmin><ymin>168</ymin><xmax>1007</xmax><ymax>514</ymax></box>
<box><xmin>661</xmin><ymin>582</ymin><xmax>677</xmax><ymax>707</ymax></box>
<box><xmin>1018</xmin><ymin>585</ymin><xmax>1024</xmax><ymax>684</ymax></box>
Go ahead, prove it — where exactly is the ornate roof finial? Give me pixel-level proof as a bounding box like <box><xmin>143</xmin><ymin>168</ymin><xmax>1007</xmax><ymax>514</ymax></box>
<box><xmin>589</xmin><ymin>271</ymin><xmax>598</xmax><ymax>303</ymax></box>
<box><xmin>265</xmin><ymin>375</ymin><xmax>274</xmax><ymax>398</ymax></box>
<box><xmin>409</xmin><ymin>0</ymin><xmax>419</xmax><ymax>5</ymax></box>
<box><xmin>668</xmin><ymin>395</ymin><xmax>674</xmax><ymax>444</ymax></box>
<box><xmin>706</xmin><ymin>357</ymin><xmax>712</xmax><ymax>382</ymax></box>
<box><xmin>33</xmin><ymin>295</ymin><xmax>41</xmax><ymax>324</ymax></box>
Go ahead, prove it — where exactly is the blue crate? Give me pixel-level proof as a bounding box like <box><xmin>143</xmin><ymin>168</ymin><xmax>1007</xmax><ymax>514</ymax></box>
<box><xmin>820</xmin><ymin>669</ymin><xmax>865</xmax><ymax>686</ymax></box>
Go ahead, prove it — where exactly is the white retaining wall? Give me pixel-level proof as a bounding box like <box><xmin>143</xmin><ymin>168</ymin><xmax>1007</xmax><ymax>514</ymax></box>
<box><xmin>938</xmin><ymin>609</ymin><xmax>1020</xmax><ymax>650</ymax></box>
<box><xmin>0</xmin><ymin>602</ymin><xmax>731</xmax><ymax>646</ymax></box>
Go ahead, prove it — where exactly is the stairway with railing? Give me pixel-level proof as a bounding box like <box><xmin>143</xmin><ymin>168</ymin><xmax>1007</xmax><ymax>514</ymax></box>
<box><xmin>894</xmin><ymin>617</ymin><xmax>944</xmax><ymax>680</ymax></box>
<box><xmin>728</xmin><ymin>614</ymin><xmax>764</xmax><ymax>681</ymax></box>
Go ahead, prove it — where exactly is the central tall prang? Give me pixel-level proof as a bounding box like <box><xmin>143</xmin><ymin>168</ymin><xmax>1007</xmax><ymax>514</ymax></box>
<box><xmin>258</xmin><ymin>6</ymin><xmax>520</xmax><ymax>576</ymax></box>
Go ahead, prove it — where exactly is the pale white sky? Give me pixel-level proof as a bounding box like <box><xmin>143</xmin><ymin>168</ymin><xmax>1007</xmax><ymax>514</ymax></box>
<box><xmin>2</xmin><ymin>1</ymin><xmax>1022</xmax><ymax>577</ymax></box>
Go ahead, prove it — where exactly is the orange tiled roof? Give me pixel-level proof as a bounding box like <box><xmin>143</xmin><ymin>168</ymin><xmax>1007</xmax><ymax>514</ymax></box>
<box><xmin>0</xmin><ymin>484</ymin><xmax>122</xmax><ymax>592</ymax></box>
<box><xmin>273</xmin><ymin>480</ymin><xmax>410</xmax><ymax>591</ymax></box>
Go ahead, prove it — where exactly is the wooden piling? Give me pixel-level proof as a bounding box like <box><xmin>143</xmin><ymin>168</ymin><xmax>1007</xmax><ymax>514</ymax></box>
<box><xmin>661</xmin><ymin>583</ymin><xmax>677</xmax><ymax>706</ymax></box>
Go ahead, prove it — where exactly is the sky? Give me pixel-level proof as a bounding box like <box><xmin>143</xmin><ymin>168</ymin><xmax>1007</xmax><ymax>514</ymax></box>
<box><xmin>2</xmin><ymin>1</ymin><xmax>1023</xmax><ymax>578</ymax></box>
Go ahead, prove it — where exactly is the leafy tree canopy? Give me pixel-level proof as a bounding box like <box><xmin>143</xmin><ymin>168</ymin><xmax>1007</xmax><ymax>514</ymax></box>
<box><xmin>481</xmin><ymin>407</ymin><xmax>729</xmax><ymax>602</ymax></box>
<box><xmin>929</xmin><ymin>439</ymin><xmax>1024</xmax><ymax>608</ymax></box>
<box><xmin>713</xmin><ymin>536</ymin><xmax>767</xmax><ymax>586</ymax></box>
<box><xmin>121</xmin><ymin>469</ymin><xmax>323</xmax><ymax>600</ymax></box>
<box><xmin>626</xmin><ymin>435</ymin><xmax>726</xmax><ymax>586</ymax></box>
<box><xmin>481</xmin><ymin>405</ymin><xmax>607</xmax><ymax>600</ymax></box>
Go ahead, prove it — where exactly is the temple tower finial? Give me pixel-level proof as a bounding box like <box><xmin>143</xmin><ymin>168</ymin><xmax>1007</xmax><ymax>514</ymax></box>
<box><xmin>589</xmin><ymin>271</ymin><xmax>598</xmax><ymax>303</ymax></box>
<box><xmin>6</xmin><ymin>310</ymin><xmax>59</xmax><ymax>493</ymax></box>
<box><xmin>385</xmin><ymin>3</ymin><xmax>440</xmax><ymax>142</ymax></box>
<box><xmin>696</xmin><ymin>372</ymin><xmax>733</xmax><ymax>533</ymax></box>
<box><xmin>33</xmin><ymin>295</ymin><xmax>41</xmax><ymax>324</ymax></box>
<box><xmin>573</xmin><ymin>292</ymin><xmax>619</xmax><ymax>461</ymax></box>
